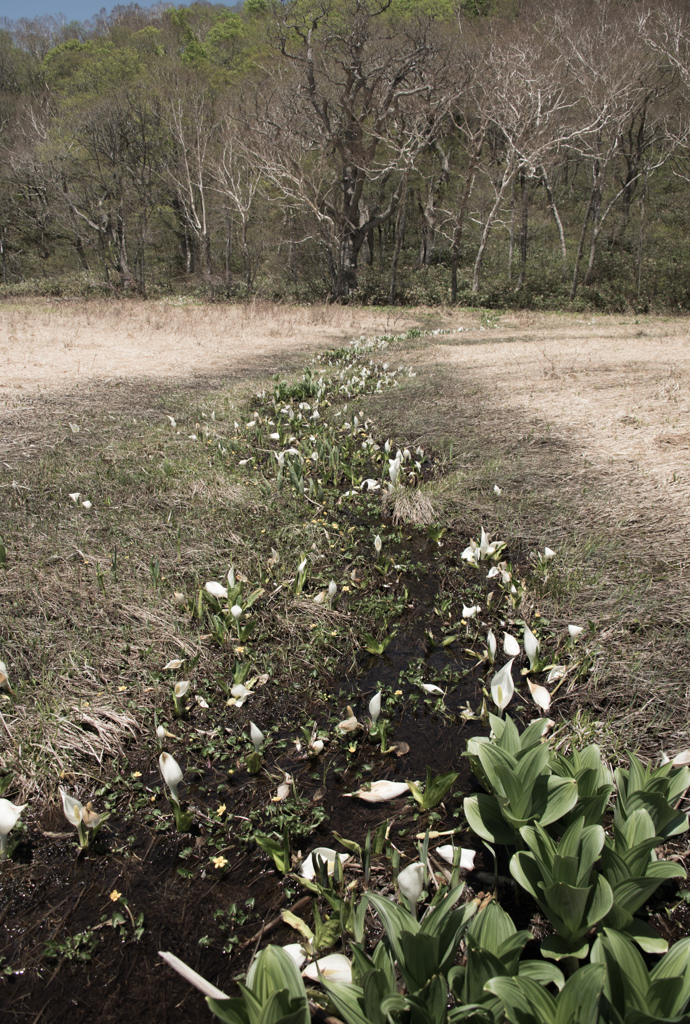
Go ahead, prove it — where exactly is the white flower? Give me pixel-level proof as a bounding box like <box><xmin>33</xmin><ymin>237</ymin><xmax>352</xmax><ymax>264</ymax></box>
<box><xmin>227</xmin><ymin>567</ymin><xmax>235</xmax><ymax>589</ymax></box>
<box><xmin>81</xmin><ymin>500</ymin><xmax>92</xmax><ymax>509</ymax></box>
<box><xmin>523</xmin><ymin>625</ymin><xmax>540</xmax><ymax>669</ymax></box>
<box><xmin>337</xmin><ymin>712</ymin><xmax>360</xmax><ymax>733</ymax></box>
<box><xmin>300</xmin><ymin>847</ymin><xmax>349</xmax><ymax>880</ymax></box>
<box><xmin>269</xmin><ymin>432</ymin><xmax>280</xmax><ymax>440</ymax></box>
<box><xmin>490</xmin><ymin>659</ymin><xmax>515</xmax><ymax>711</ymax></box>
<box><xmin>486</xmin><ymin>630</ymin><xmax>497</xmax><ymax>663</ymax></box>
<box><xmin>166</xmin><ymin>416</ymin><xmax>176</xmax><ymax>428</ymax></box>
<box><xmin>374</xmin><ymin>535</ymin><xmax>382</xmax><ymax>553</ymax></box>
<box><xmin>282</xmin><ymin>944</ymin><xmax>307</xmax><ymax>970</ymax></box>
<box><xmin>503</xmin><ymin>633</ymin><xmax>520</xmax><ymax>657</ymax></box>
<box><xmin>276</xmin><ymin>451</ymin><xmax>285</xmax><ymax>469</ymax></box>
<box><xmin>345</xmin><ymin>780</ymin><xmax>409</xmax><ymax>803</ymax></box>
<box><xmin>313</xmin><ymin>591</ymin><xmax>326</xmax><ymax>604</ymax></box>
<box><xmin>369</xmin><ymin>691</ymin><xmax>382</xmax><ymax>723</ymax></box>
<box><xmin>546</xmin><ymin>665</ymin><xmax>566</xmax><ymax>684</ymax></box>
<box><xmin>0</xmin><ymin>661</ymin><xmax>8</xmax><ymax>689</ymax></box>
<box><xmin>309</xmin><ymin>739</ymin><xmax>324</xmax><ymax>755</ymax></box>
<box><xmin>230</xmin><ymin>683</ymin><xmax>252</xmax><ymax>707</ymax></box>
<box><xmin>60</xmin><ymin>788</ymin><xmax>84</xmax><ymax>828</ymax></box>
<box><xmin>173</xmin><ymin>680</ymin><xmax>190</xmax><ymax>699</ymax></box>
<box><xmin>568</xmin><ymin>624</ymin><xmax>583</xmax><ymax>638</ymax></box>
<box><xmin>486</xmin><ymin>566</ymin><xmax>500</xmax><ymax>578</ymax></box>
<box><xmin>205</xmin><ymin>581</ymin><xmax>228</xmax><ymax>600</ymax></box>
<box><xmin>543</xmin><ymin>547</ymin><xmax>556</xmax><ymax>560</ymax></box>
<box><xmin>159</xmin><ymin>752</ymin><xmax>183</xmax><ymax>804</ymax></box>
<box><xmin>493</xmin><ymin>485</ymin><xmax>502</xmax><ymax>496</ymax></box>
<box><xmin>250</xmin><ymin>721</ymin><xmax>264</xmax><ymax>752</ymax></box>
<box><xmin>230</xmin><ymin>604</ymin><xmax>243</xmax><ymax>619</ymax></box>
<box><xmin>298</xmin><ymin>558</ymin><xmax>307</xmax><ymax>574</ymax></box>
<box><xmin>435</xmin><ymin>846</ymin><xmax>476</xmax><ymax>872</ymax></box>
<box><xmin>672</xmin><ymin>750</ymin><xmax>690</xmax><ymax>766</ymax></box>
<box><xmin>361</xmin><ymin>478</ymin><xmax>380</xmax><ymax>492</ymax></box>
<box><xmin>156</xmin><ymin>725</ymin><xmax>166</xmax><ymax>740</ymax></box>
<box><xmin>463</xmin><ymin>604</ymin><xmax>480</xmax><ymax>619</ymax></box>
<box><xmin>164</xmin><ymin>658</ymin><xmax>184</xmax><ymax>670</ymax></box>
<box><xmin>420</xmin><ymin>683</ymin><xmax>444</xmax><ymax>695</ymax></box>
<box><xmin>0</xmin><ymin>798</ymin><xmax>26</xmax><ymax>858</ymax></box>
<box><xmin>173</xmin><ymin>592</ymin><xmax>186</xmax><ymax>606</ymax></box>
<box><xmin>528</xmin><ymin>680</ymin><xmax>551</xmax><ymax>711</ymax></box>
<box><xmin>302</xmin><ymin>954</ymin><xmax>352</xmax><ymax>984</ymax></box>
<box><xmin>397</xmin><ymin>862</ymin><xmax>425</xmax><ymax>908</ymax></box>
<box><xmin>68</xmin><ymin>492</ymin><xmax>80</xmax><ymax>502</ymax></box>
<box><xmin>328</xmin><ymin>580</ymin><xmax>337</xmax><ymax>598</ymax></box>
<box><xmin>158</xmin><ymin>951</ymin><xmax>229</xmax><ymax>1001</ymax></box>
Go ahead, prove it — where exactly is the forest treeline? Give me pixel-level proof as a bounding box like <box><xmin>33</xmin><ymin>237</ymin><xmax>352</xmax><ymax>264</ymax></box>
<box><xmin>1</xmin><ymin>0</ymin><xmax>689</xmax><ymax>309</ymax></box>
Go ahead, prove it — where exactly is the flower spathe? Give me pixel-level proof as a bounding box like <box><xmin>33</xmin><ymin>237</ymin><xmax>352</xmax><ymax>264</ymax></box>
<box><xmin>302</xmin><ymin>953</ymin><xmax>353</xmax><ymax>984</ymax></box>
<box><xmin>159</xmin><ymin>951</ymin><xmax>229</xmax><ymax>1001</ymax></box>
<box><xmin>369</xmin><ymin>691</ymin><xmax>382</xmax><ymax>724</ymax></box>
<box><xmin>159</xmin><ymin>752</ymin><xmax>183</xmax><ymax>805</ymax></box>
<box><xmin>205</xmin><ymin>581</ymin><xmax>228</xmax><ymax>600</ymax></box>
<box><xmin>250</xmin><ymin>721</ymin><xmax>264</xmax><ymax>752</ymax></box>
<box><xmin>503</xmin><ymin>632</ymin><xmax>520</xmax><ymax>657</ymax></box>
<box><xmin>60</xmin><ymin>788</ymin><xmax>84</xmax><ymax>828</ymax></box>
<box><xmin>523</xmin><ymin>625</ymin><xmax>540</xmax><ymax>669</ymax></box>
<box><xmin>0</xmin><ymin>798</ymin><xmax>26</xmax><ymax>858</ymax></box>
<box><xmin>397</xmin><ymin>861</ymin><xmax>425</xmax><ymax>908</ymax></box>
<box><xmin>344</xmin><ymin>780</ymin><xmax>409</xmax><ymax>803</ymax></box>
<box><xmin>173</xmin><ymin>680</ymin><xmax>190</xmax><ymax>699</ymax></box>
<box><xmin>490</xmin><ymin>659</ymin><xmax>515</xmax><ymax>711</ymax></box>
<box><xmin>528</xmin><ymin>680</ymin><xmax>551</xmax><ymax>712</ymax></box>
<box><xmin>435</xmin><ymin>846</ymin><xmax>476</xmax><ymax>872</ymax></box>
<box><xmin>300</xmin><ymin>846</ymin><xmax>349</xmax><ymax>880</ymax></box>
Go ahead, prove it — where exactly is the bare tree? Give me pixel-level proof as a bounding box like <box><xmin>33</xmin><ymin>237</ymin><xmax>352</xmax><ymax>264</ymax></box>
<box><xmin>213</xmin><ymin>117</ymin><xmax>262</xmax><ymax>293</ymax></box>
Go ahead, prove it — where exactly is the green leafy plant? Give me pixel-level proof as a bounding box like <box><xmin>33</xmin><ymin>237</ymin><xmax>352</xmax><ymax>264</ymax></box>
<box><xmin>408</xmin><ymin>768</ymin><xmax>460</xmax><ymax>811</ymax></box>
<box><xmin>591</xmin><ymin>927</ymin><xmax>690</xmax><ymax>1023</ymax></box>
<box><xmin>486</xmin><ymin>963</ymin><xmax>606</xmax><ymax>1024</ymax></box>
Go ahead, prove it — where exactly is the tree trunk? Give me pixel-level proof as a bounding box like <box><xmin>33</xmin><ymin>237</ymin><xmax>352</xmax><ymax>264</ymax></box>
<box><xmin>515</xmin><ymin>172</ymin><xmax>530</xmax><ymax>291</ymax></box>
<box><xmin>542</xmin><ymin>169</ymin><xmax>567</xmax><ymax>282</ymax></box>
<box><xmin>450</xmin><ymin>158</ymin><xmax>478</xmax><ymax>303</ymax></box>
<box><xmin>389</xmin><ymin>183</ymin><xmax>408</xmax><ymax>304</ymax></box>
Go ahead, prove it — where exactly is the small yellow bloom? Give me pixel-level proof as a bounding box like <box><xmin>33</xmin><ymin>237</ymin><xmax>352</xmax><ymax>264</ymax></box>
<box><xmin>132</xmin><ymin>771</ymin><xmax>142</xmax><ymax>778</ymax></box>
<box><xmin>216</xmin><ymin>804</ymin><xmax>226</xmax><ymax>816</ymax></box>
<box><xmin>211</xmin><ymin>855</ymin><xmax>228</xmax><ymax>869</ymax></box>
<box><xmin>110</xmin><ymin>889</ymin><xmax>122</xmax><ymax>902</ymax></box>
<box><xmin>395</xmin><ymin>689</ymin><xmax>403</xmax><ymax>695</ymax></box>
<box><xmin>234</xmin><ymin>646</ymin><xmax>246</xmax><ymax>655</ymax></box>
<box><xmin>348</xmin><ymin>744</ymin><xmax>357</xmax><ymax>753</ymax></box>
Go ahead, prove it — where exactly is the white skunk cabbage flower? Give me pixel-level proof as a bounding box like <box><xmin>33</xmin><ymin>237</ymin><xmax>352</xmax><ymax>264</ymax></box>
<box><xmin>282</xmin><ymin>944</ymin><xmax>307</xmax><ymax>970</ymax></box>
<box><xmin>229</xmin><ymin>683</ymin><xmax>252</xmax><ymax>707</ymax></box>
<box><xmin>463</xmin><ymin>604</ymin><xmax>480</xmax><ymax>619</ymax></box>
<box><xmin>479</xmin><ymin>527</ymin><xmax>498</xmax><ymax>559</ymax></box>
<box><xmin>276</xmin><ymin>451</ymin><xmax>285</xmax><ymax>469</ymax></box>
<box><xmin>672</xmin><ymin>750</ymin><xmax>690</xmax><ymax>766</ymax></box>
<box><xmin>420</xmin><ymin>683</ymin><xmax>444</xmax><ymax>695</ymax></box>
<box><xmin>269</xmin><ymin>432</ymin><xmax>280</xmax><ymax>441</ymax></box>
<box><xmin>173</xmin><ymin>592</ymin><xmax>186</xmax><ymax>607</ymax></box>
<box><xmin>166</xmin><ymin>416</ymin><xmax>176</xmax><ymax>428</ymax></box>
<box><xmin>274</xmin><ymin>774</ymin><xmax>292</xmax><ymax>802</ymax></box>
<box><xmin>568</xmin><ymin>624</ymin><xmax>583</xmax><ymax>638</ymax></box>
<box><xmin>300</xmin><ymin>847</ymin><xmax>349</xmax><ymax>880</ymax></box>
<box><xmin>345</xmin><ymin>780</ymin><xmax>409</xmax><ymax>803</ymax></box>
<box><xmin>0</xmin><ymin>661</ymin><xmax>8</xmax><ymax>689</ymax></box>
<box><xmin>389</xmin><ymin>459</ymin><xmax>401</xmax><ymax>487</ymax></box>
<box><xmin>230</xmin><ymin>604</ymin><xmax>243</xmax><ymax>619</ymax></box>
<box><xmin>164</xmin><ymin>658</ymin><xmax>184</xmax><ymax>671</ymax></box>
<box><xmin>491</xmin><ymin>659</ymin><xmax>515</xmax><ymax>711</ymax></box>
<box><xmin>337</xmin><ymin>706</ymin><xmax>360</xmax><ymax>733</ymax></box>
<box><xmin>302</xmin><ymin>954</ymin><xmax>352</xmax><ymax>984</ymax></box>
<box><xmin>173</xmin><ymin>680</ymin><xmax>190</xmax><ymax>699</ymax></box>
<box><xmin>369</xmin><ymin>691</ymin><xmax>382</xmax><ymax>724</ymax></box>
<box><xmin>503</xmin><ymin>633</ymin><xmax>520</xmax><ymax>657</ymax></box>
<box><xmin>397</xmin><ymin>862</ymin><xmax>425</xmax><ymax>912</ymax></box>
<box><xmin>546</xmin><ymin>665</ymin><xmax>566</xmax><ymax>685</ymax></box>
<box><xmin>297</xmin><ymin>558</ymin><xmax>307</xmax><ymax>574</ymax></box>
<box><xmin>313</xmin><ymin>591</ymin><xmax>326</xmax><ymax>604</ymax></box>
<box><xmin>69</xmin><ymin>492</ymin><xmax>81</xmax><ymax>502</ymax></box>
<box><xmin>228</xmin><ymin>567</ymin><xmax>235</xmax><ymax>589</ymax></box>
<box><xmin>486</xmin><ymin>630</ymin><xmax>497</xmax><ymax>664</ymax></box>
<box><xmin>0</xmin><ymin>798</ymin><xmax>27</xmax><ymax>858</ymax></box>
<box><xmin>81</xmin><ymin>500</ymin><xmax>92</xmax><ymax>509</ymax></box>
<box><xmin>493</xmin><ymin>485</ymin><xmax>502</xmax><ymax>496</ymax></box>
<box><xmin>328</xmin><ymin>580</ymin><xmax>337</xmax><ymax>599</ymax></box>
<box><xmin>374</xmin><ymin>535</ymin><xmax>382</xmax><ymax>554</ymax></box>
<box><xmin>158</xmin><ymin>951</ymin><xmax>229</xmax><ymax>1000</ymax></box>
<box><xmin>309</xmin><ymin>738</ymin><xmax>324</xmax><ymax>755</ymax></box>
<box><xmin>60</xmin><ymin>788</ymin><xmax>84</xmax><ymax>828</ymax></box>
<box><xmin>250</xmin><ymin>721</ymin><xmax>264</xmax><ymax>752</ymax></box>
<box><xmin>159</xmin><ymin>752</ymin><xmax>183</xmax><ymax>805</ymax></box>
<box><xmin>543</xmin><ymin>547</ymin><xmax>556</xmax><ymax>560</ymax></box>
<box><xmin>436</xmin><ymin>846</ymin><xmax>476</xmax><ymax>872</ymax></box>
<box><xmin>361</xmin><ymin>478</ymin><xmax>380</xmax><ymax>492</ymax></box>
<box><xmin>528</xmin><ymin>680</ymin><xmax>551</xmax><ymax>711</ymax></box>
<box><xmin>156</xmin><ymin>725</ymin><xmax>166</xmax><ymax>740</ymax></box>
<box><xmin>523</xmin><ymin>625</ymin><xmax>540</xmax><ymax>669</ymax></box>
<box><xmin>205</xmin><ymin>581</ymin><xmax>228</xmax><ymax>600</ymax></box>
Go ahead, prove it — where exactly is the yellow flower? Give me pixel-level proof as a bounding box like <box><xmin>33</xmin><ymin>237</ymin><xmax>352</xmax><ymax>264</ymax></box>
<box><xmin>211</xmin><ymin>855</ymin><xmax>228</xmax><ymax>869</ymax></box>
<box><xmin>132</xmin><ymin>771</ymin><xmax>142</xmax><ymax>778</ymax></box>
<box><xmin>348</xmin><ymin>744</ymin><xmax>357</xmax><ymax>753</ymax></box>
<box><xmin>110</xmin><ymin>889</ymin><xmax>122</xmax><ymax>902</ymax></box>
<box><xmin>216</xmin><ymin>804</ymin><xmax>226</xmax><ymax>816</ymax></box>
<box><xmin>395</xmin><ymin>689</ymin><xmax>403</xmax><ymax>695</ymax></box>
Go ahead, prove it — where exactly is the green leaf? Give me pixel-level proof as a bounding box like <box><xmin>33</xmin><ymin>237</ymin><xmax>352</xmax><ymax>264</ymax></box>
<box><xmin>321</xmin><ymin>981</ymin><xmax>370</xmax><ymax>1024</ymax></box>
<box><xmin>485</xmin><ymin>975</ymin><xmax>557</xmax><ymax>1024</ymax></box>
<box><xmin>206</xmin><ymin>997</ymin><xmax>251</xmax><ymax>1024</ymax></box>
<box><xmin>464</xmin><ymin>794</ymin><xmax>518</xmax><ymax>845</ymax></box>
<box><xmin>554</xmin><ymin>963</ymin><xmax>605</xmax><ymax>1024</ymax></box>
<box><xmin>536</xmin><ymin>776</ymin><xmax>579</xmax><ymax>828</ymax></box>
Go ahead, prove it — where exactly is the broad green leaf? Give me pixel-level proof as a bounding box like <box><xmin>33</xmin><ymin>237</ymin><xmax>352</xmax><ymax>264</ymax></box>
<box><xmin>464</xmin><ymin>793</ymin><xmax>518</xmax><ymax>845</ymax></box>
<box><xmin>554</xmin><ymin>963</ymin><xmax>605</xmax><ymax>1024</ymax></box>
<box><xmin>517</xmin><ymin>961</ymin><xmax>565</xmax><ymax>990</ymax></box>
<box><xmin>541</xmin><ymin>881</ymin><xmax>592</xmax><ymax>937</ymax></box>
<box><xmin>321</xmin><ymin>981</ymin><xmax>370</xmax><ymax>1024</ymax></box>
<box><xmin>206</xmin><ymin>997</ymin><xmax>251</xmax><ymax>1024</ymax></box>
<box><xmin>591</xmin><ymin>928</ymin><xmax>650</xmax><ymax>1015</ymax></box>
<box><xmin>536</xmin><ymin>776</ymin><xmax>579</xmax><ymax>828</ymax></box>
<box><xmin>247</xmin><ymin>947</ymin><xmax>309</xmax><ymax>1014</ymax></box>
<box><xmin>485</xmin><ymin>975</ymin><xmax>557</xmax><ymax>1024</ymax></box>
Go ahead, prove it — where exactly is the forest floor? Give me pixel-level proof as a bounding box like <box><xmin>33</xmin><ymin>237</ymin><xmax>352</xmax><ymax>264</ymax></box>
<box><xmin>1</xmin><ymin>298</ymin><xmax>689</xmax><ymax>1023</ymax></box>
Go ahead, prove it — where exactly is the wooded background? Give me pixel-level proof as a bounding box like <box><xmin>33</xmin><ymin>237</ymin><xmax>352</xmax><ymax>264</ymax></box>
<box><xmin>1</xmin><ymin>0</ymin><xmax>689</xmax><ymax>309</ymax></box>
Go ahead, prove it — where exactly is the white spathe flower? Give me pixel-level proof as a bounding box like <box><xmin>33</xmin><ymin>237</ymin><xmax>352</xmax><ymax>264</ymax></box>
<box><xmin>463</xmin><ymin>604</ymin><xmax>480</xmax><ymax>619</ymax></box>
<box><xmin>345</xmin><ymin>780</ymin><xmax>409</xmax><ymax>803</ymax></box>
<box><xmin>389</xmin><ymin>459</ymin><xmax>401</xmax><ymax>486</ymax></box>
<box><xmin>159</xmin><ymin>752</ymin><xmax>183</xmax><ymax>804</ymax></box>
<box><xmin>543</xmin><ymin>547</ymin><xmax>556</xmax><ymax>560</ymax></box>
<box><xmin>435</xmin><ymin>846</ymin><xmax>476</xmax><ymax>872</ymax></box>
<box><xmin>156</xmin><ymin>725</ymin><xmax>166</xmax><ymax>740</ymax></box>
<box><xmin>230</xmin><ymin>604</ymin><xmax>243</xmax><ymax>619</ymax></box>
<box><xmin>205</xmin><ymin>581</ymin><xmax>228</xmax><ymax>600</ymax></box>
<box><xmin>173</xmin><ymin>591</ymin><xmax>186</xmax><ymax>606</ymax></box>
<box><xmin>397</xmin><ymin>862</ymin><xmax>425</xmax><ymax>908</ymax></box>
<box><xmin>361</xmin><ymin>478</ymin><xmax>380</xmax><ymax>492</ymax></box>
<box><xmin>369</xmin><ymin>691</ymin><xmax>382</xmax><ymax>724</ymax></box>
<box><xmin>230</xmin><ymin>683</ymin><xmax>252</xmax><ymax>707</ymax></box>
<box><xmin>313</xmin><ymin>591</ymin><xmax>326</xmax><ymax>604</ymax></box>
<box><xmin>0</xmin><ymin>661</ymin><xmax>8</xmax><ymax>689</ymax></box>
<box><xmin>503</xmin><ymin>633</ymin><xmax>520</xmax><ymax>657</ymax></box>
<box><xmin>69</xmin><ymin>492</ymin><xmax>80</xmax><ymax>503</ymax></box>
<box><xmin>228</xmin><ymin>567</ymin><xmax>235</xmax><ymax>589</ymax></box>
<box><xmin>523</xmin><ymin>625</ymin><xmax>540</xmax><ymax>669</ymax></box>
<box><xmin>528</xmin><ymin>680</ymin><xmax>551</xmax><ymax>712</ymax></box>
<box><xmin>487</xmin><ymin>630</ymin><xmax>497</xmax><ymax>663</ymax></box>
<box><xmin>486</xmin><ymin>566</ymin><xmax>500</xmax><ymax>578</ymax></box>
<box><xmin>0</xmin><ymin>798</ymin><xmax>27</xmax><ymax>857</ymax></box>
<box><xmin>374</xmin><ymin>535</ymin><xmax>382</xmax><ymax>553</ymax></box>
<box><xmin>490</xmin><ymin>659</ymin><xmax>515</xmax><ymax>711</ymax></box>
<box><xmin>164</xmin><ymin>658</ymin><xmax>184</xmax><ymax>670</ymax></box>
<box><xmin>250</xmin><ymin>721</ymin><xmax>264</xmax><ymax>752</ymax></box>
<box><xmin>420</xmin><ymin>683</ymin><xmax>444</xmax><ymax>695</ymax></box>
<box><xmin>309</xmin><ymin>739</ymin><xmax>324</xmax><ymax>755</ymax></box>
<box><xmin>81</xmin><ymin>500</ymin><xmax>92</xmax><ymax>509</ymax></box>
<box><xmin>302</xmin><ymin>954</ymin><xmax>352</xmax><ymax>984</ymax></box>
<box><xmin>60</xmin><ymin>788</ymin><xmax>86</xmax><ymax>829</ymax></box>
<box><xmin>276</xmin><ymin>451</ymin><xmax>285</xmax><ymax>469</ymax></box>
<box><xmin>568</xmin><ymin>624</ymin><xmax>583</xmax><ymax>638</ymax></box>
<box><xmin>298</xmin><ymin>558</ymin><xmax>307</xmax><ymax>574</ymax></box>
<box><xmin>282</xmin><ymin>944</ymin><xmax>307</xmax><ymax>970</ymax></box>
<box><xmin>159</xmin><ymin>951</ymin><xmax>229</xmax><ymax>1001</ymax></box>
<box><xmin>166</xmin><ymin>416</ymin><xmax>176</xmax><ymax>428</ymax></box>
<box><xmin>269</xmin><ymin>432</ymin><xmax>280</xmax><ymax>440</ymax></box>
<box><xmin>173</xmin><ymin>680</ymin><xmax>190</xmax><ymax>699</ymax></box>
<box><xmin>300</xmin><ymin>847</ymin><xmax>349</xmax><ymax>880</ymax></box>
<box><xmin>275</xmin><ymin>775</ymin><xmax>291</xmax><ymax>802</ymax></box>
<box><xmin>328</xmin><ymin>580</ymin><xmax>337</xmax><ymax>598</ymax></box>
<box><xmin>493</xmin><ymin>485</ymin><xmax>502</xmax><ymax>496</ymax></box>
<box><xmin>672</xmin><ymin>750</ymin><xmax>690</xmax><ymax>766</ymax></box>
<box><xmin>546</xmin><ymin>665</ymin><xmax>566</xmax><ymax>684</ymax></box>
